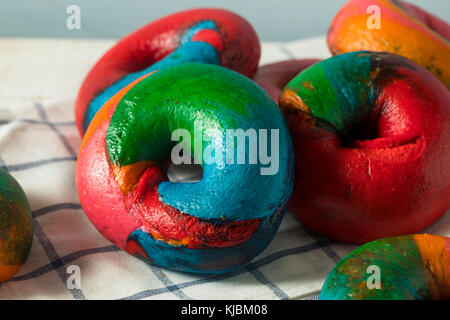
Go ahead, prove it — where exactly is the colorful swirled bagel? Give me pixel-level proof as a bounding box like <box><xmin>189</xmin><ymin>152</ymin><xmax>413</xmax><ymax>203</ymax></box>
<box><xmin>279</xmin><ymin>51</ymin><xmax>450</xmax><ymax>244</ymax></box>
<box><xmin>0</xmin><ymin>168</ymin><xmax>33</xmax><ymax>283</ymax></box>
<box><xmin>320</xmin><ymin>234</ymin><xmax>450</xmax><ymax>300</ymax></box>
<box><xmin>76</xmin><ymin>63</ymin><xmax>294</xmax><ymax>273</ymax></box>
<box><xmin>75</xmin><ymin>8</ymin><xmax>260</xmax><ymax>135</ymax></box>
<box><xmin>254</xmin><ymin>59</ymin><xmax>320</xmax><ymax>103</ymax></box>
<box><xmin>328</xmin><ymin>0</ymin><xmax>450</xmax><ymax>88</ymax></box>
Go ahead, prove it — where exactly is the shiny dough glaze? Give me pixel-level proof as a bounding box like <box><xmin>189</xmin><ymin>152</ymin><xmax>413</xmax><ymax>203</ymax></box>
<box><xmin>279</xmin><ymin>51</ymin><xmax>450</xmax><ymax>244</ymax></box>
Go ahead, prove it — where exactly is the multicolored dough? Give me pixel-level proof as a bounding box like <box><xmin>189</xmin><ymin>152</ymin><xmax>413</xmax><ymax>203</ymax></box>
<box><xmin>320</xmin><ymin>234</ymin><xmax>450</xmax><ymax>300</ymax></box>
<box><xmin>0</xmin><ymin>168</ymin><xmax>33</xmax><ymax>283</ymax></box>
<box><xmin>254</xmin><ymin>59</ymin><xmax>320</xmax><ymax>103</ymax></box>
<box><xmin>279</xmin><ymin>51</ymin><xmax>450</xmax><ymax>244</ymax></box>
<box><xmin>328</xmin><ymin>0</ymin><xmax>450</xmax><ymax>88</ymax></box>
<box><xmin>75</xmin><ymin>8</ymin><xmax>260</xmax><ymax>135</ymax></box>
<box><xmin>76</xmin><ymin>63</ymin><xmax>294</xmax><ymax>273</ymax></box>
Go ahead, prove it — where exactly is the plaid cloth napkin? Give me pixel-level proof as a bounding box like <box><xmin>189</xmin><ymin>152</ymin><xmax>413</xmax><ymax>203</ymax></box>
<box><xmin>0</xmin><ymin>37</ymin><xmax>448</xmax><ymax>300</ymax></box>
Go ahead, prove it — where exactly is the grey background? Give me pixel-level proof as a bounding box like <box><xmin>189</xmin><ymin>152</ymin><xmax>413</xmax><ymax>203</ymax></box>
<box><xmin>0</xmin><ymin>0</ymin><xmax>448</xmax><ymax>41</ymax></box>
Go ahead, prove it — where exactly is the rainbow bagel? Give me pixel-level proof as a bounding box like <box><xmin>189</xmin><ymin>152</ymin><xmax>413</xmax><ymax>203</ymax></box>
<box><xmin>320</xmin><ymin>234</ymin><xmax>450</xmax><ymax>300</ymax></box>
<box><xmin>279</xmin><ymin>51</ymin><xmax>450</xmax><ymax>243</ymax></box>
<box><xmin>75</xmin><ymin>8</ymin><xmax>260</xmax><ymax>135</ymax></box>
<box><xmin>76</xmin><ymin>63</ymin><xmax>294</xmax><ymax>273</ymax></box>
<box><xmin>0</xmin><ymin>168</ymin><xmax>33</xmax><ymax>283</ymax></box>
<box><xmin>254</xmin><ymin>59</ymin><xmax>320</xmax><ymax>103</ymax></box>
<box><xmin>328</xmin><ymin>0</ymin><xmax>450</xmax><ymax>88</ymax></box>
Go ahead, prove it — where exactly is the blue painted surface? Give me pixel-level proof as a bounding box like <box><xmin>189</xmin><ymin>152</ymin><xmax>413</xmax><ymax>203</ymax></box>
<box><xmin>157</xmin><ymin>122</ymin><xmax>294</xmax><ymax>221</ymax></box>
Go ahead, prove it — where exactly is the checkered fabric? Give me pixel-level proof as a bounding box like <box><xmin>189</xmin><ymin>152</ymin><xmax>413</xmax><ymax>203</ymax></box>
<box><xmin>0</xmin><ymin>38</ymin><xmax>448</xmax><ymax>300</ymax></box>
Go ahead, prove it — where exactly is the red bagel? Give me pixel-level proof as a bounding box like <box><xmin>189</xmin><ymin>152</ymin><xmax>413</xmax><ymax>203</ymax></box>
<box><xmin>279</xmin><ymin>51</ymin><xmax>450</xmax><ymax>244</ymax></box>
<box><xmin>401</xmin><ymin>1</ymin><xmax>450</xmax><ymax>40</ymax></box>
<box><xmin>75</xmin><ymin>8</ymin><xmax>260</xmax><ymax>135</ymax></box>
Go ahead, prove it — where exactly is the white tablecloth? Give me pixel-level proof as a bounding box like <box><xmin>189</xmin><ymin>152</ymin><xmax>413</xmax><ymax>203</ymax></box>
<box><xmin>0</xmin><ymin>36</ymin><xmax>448</xmax><ymax>300</ymax></box>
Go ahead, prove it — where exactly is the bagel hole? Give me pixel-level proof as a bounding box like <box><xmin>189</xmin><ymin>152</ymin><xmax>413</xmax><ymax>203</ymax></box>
<box><xmin>167</xmin><ymin>159</ymin><xmax>203</xmax><ymax>183</ymax></box>
<box><xmin>340</xmin><ymin>106</ymin><xmax>382</xmax><ymax>147</ymax></box>
<box><xmin>342</xmin><ymin>120</ymin><xmax>379</xmax><ymax>147</ymax></box>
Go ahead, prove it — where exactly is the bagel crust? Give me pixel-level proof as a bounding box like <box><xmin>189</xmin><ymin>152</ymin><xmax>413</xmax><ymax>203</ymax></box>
<box><xmin>328</xmin><ymin>0</ymin><xmax>450</xmax><ymax>88</ymax></box>
<box><xmin>75</xmin><ymin>8</ymin><xmax>260</xmax><ymax>135</ymax></box>
<box><xmin>76</xmin><ymin>64</ymin><xmax>294</xmax><ymax>273</ymax></box>
<box><xmin>320</xmin><ymin>234</ymin><xmax>450</xmax><ymax>300</ymax></box>
<box><xmin>254</xmin><ymin>59</ymin><xmax>321</xmax><ymax>103</ymax></box>
<box><xmin>279</xmin><ymin>51</ymin><xmax>450</xmax><ymax>244</ymax></box>
<box><xmin>0</xmin><ymin>168</ymin><xmax>33</xmax><ymax>283</ymax></box>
